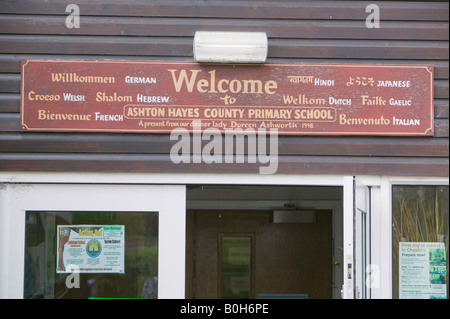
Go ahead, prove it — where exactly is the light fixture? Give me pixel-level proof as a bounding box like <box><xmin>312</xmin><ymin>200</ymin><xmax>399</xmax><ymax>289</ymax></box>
<box><xmin>270</xmin><ymin>209</ymin><xmax>316</xmax><ymax>223</ymax></box>
<box><xmin>193</xmin><ymin>31</ymin><xmax>268</xmax><ymax>63</ymax></box>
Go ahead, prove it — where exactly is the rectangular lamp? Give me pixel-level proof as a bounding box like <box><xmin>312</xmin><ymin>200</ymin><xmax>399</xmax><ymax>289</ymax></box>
<box><xmin>193</xmin><ymin>31</ymin><xmax>268</xmax><ymax>63</ymax></box>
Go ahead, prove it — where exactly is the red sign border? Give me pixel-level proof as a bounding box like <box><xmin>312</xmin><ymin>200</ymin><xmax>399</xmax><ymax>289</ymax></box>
<box><xmin>20</xmin><ymin>59</ymin><xmax>434</xmax><ymax>136</ymax></box>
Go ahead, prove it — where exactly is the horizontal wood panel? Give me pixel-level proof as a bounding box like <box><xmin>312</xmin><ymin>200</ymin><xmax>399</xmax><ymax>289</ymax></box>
<box><xmin>1</xmin><ymin>94</ymin><xmax>448</xmax><ymax>119</ymax></box>
<box><xmin>0</xmin><ymin>114</ymin><xmax>20</xmax><ymax>131</ymax></box>
<box><xmin>1</xmin><ymin>112</ymin><xmax>448</xmax><ymax>137</ymax></box>
<box><xmin>0</xmin><ymin>94</ymin><xmax>19</xmax><ymax>113</ymax></box>
<box><xmin>1</xmin><ymin>36</ymin><xmax>448</xmax><ymax>60</ymax></box>
<box><xmin>0</xmin><ymin>1</ymin><xmax>448</xmax><ymax>21</ymax></box>
<box><xmin>9</xmin><ymin>77</ymin><xmax>450</xmax><ymax>101</ymax></box>
<box><xmin>0</xmin><ymin>15</ymin><xmax>447</xmax><ymax>41</ymax></box>
<box><xmin>0</xmin><ymin>74</ymin><xmax>20</xmax><ymax>93</ymax></box>
<box><xmin>0</xmin><ymin>0</ymin><xmax>447</xmax><ymax>176</ymax></box>
<box><xmin>435</xmin><ymin>99</ymin><xmax>449</xmax><ymax>118</ymax></box>
<box><xmin>2</xmin><ymin>55</ymin><xmax>449</xmax><ymax>78</ymax></box>
<box><xmin>268</xmin><ymin>39</ymin><xmax>449</xmax><ymax>60</ymax></box>
<box><xmin>435</xmin><ymin>80</ymin><xmax>449</xmax><ymax>99</ymax></box>
<box><xmin>0</xmin><ymin>132</ymin><xmax>448</xmax><ymax>158</ymax></box>
<box><xmin>0</xmin><ymin>153</ymin><xmax>447</xmax><ymax>177</ymax></box>
<box><xmin>1</xmin><ymin>75</ymin><xmax>447</xmax><ymax>99</ymax></box>
<box><xmin>436</xmin><ymin>119</ymin><xmax>449</xmax><ymax>137</ymax></box>
<box><xmin>0</xmin><ymin>55</ymin><xmax>448</xmax><ymax>80</ymax></box>
<box><xmin>0</xmin><ymin>35</ymin><xmax>193</xmax><ymax>56</ymax></box>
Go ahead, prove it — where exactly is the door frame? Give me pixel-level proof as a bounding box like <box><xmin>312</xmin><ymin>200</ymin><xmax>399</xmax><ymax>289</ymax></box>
<box><xmin>379</xmin><ymin>176</ymin><xmax>449</xmax><ymax>299</ymax></box>
<box><xmin>0</xmin><ymin>182</ymin><xmax>186</xmax><ymax>299</ymax></box>
<box><xmin>217</xmin><ymin>232</ymin><xmax>256</xmax><ymax>299</ymax></box>
<box><xmin>187</xmin><ymin>200</ymin><xmax>343</xmax><ymax>299</ymax></box>
<box><xmin>343</xmin><ymin>176</ymin><xmax>378</xmax><ymax>299</ymax></box>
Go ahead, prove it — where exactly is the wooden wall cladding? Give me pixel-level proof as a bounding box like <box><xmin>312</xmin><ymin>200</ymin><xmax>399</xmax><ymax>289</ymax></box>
<box><xmin>0</xmin><ymin>0</ymin><xmax>448</xmax><ymax>176</ymax></box>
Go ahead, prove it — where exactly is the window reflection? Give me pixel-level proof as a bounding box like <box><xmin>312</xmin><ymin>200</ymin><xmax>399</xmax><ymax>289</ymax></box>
<box><xmin>220</xmin><ymin>236</ymin><xmax>253</xmax><ymax>299</ymax></box>
<box><xmin>392</xmin><ymin>186</ymin><xmax>449</xmax><ymax>299</ymax></box>
<box><xmin>24</xmin><ymin>211</ymin><xmax>158</xmax><ymax>299</ymax></box>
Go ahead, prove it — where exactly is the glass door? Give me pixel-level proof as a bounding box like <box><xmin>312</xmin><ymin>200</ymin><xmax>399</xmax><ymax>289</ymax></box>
<box><xmin>0</xmin><ymin>183</ymin><xmax>186</xmax><ymax>299</ymax></box>
<box><xmin>219</xmin><ymin>234</ymin><xmax>254</xmax><ymax>299</ymax></box>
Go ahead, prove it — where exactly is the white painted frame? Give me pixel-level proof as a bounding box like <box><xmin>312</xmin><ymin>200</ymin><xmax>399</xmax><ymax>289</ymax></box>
<box><xmin>379</xmin><ymin>176</ymin><xmax>449</xmax><ymax>299</ymax></box>
<box><xmin>341</xmin><ymin>176</ymin><xmax>449</xmax><ymax>299</ymax></box>
<box><xmin>0</xmin><ymin>172</ymin><xmax>447</xmax><ymax>299</ymax></box>
<box><xmin>0</xmin><ymin>182</ymin><xmax>186</xmax><ymax>299</ymax></box>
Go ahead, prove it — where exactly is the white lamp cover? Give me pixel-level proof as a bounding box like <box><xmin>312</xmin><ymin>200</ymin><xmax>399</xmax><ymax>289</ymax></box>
<box><xmin>193</xmin><ymin>31</ymin><xmax>268</xmax><ymax>63</ymax></box>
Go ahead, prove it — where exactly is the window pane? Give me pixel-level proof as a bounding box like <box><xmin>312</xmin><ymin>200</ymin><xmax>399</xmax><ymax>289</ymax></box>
<box><xmin>220</xmin><ymin>236</ymin><xmax>252</xmax><ymax>299</ymax></box>
<box><xmin>24</xmin><ymin>211</ymin><xmax>158</xmax><ymax>299</ymax></box>
<box><xmin>392</xmin><ymin>186</ymin><xmax>449</xmax><ymax>299</ymax></box>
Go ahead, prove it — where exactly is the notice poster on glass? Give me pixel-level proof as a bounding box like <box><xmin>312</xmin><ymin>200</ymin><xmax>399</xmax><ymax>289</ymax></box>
<box><xmin>399</xmin><ymin>242</ymin><xmax>447</xmax><ymax>299</ymax></box>
<box><xmin>57</xmin><ymin>225</ymin><xmax>125</xmax><ymax>274</ymax></box>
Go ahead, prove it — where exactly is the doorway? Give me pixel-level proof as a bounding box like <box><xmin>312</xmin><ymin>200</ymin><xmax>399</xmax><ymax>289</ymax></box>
<box><xmin>185</xmin><ymin>185</ymin><xmax>343</xmax><ymax>299</ymax></box>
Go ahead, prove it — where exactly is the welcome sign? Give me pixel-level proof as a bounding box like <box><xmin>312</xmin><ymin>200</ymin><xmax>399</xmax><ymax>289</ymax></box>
<box><xmin>21</xmin><ymin>60</ymin><xmax>434</xmax><ymax>136</ymax></box>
